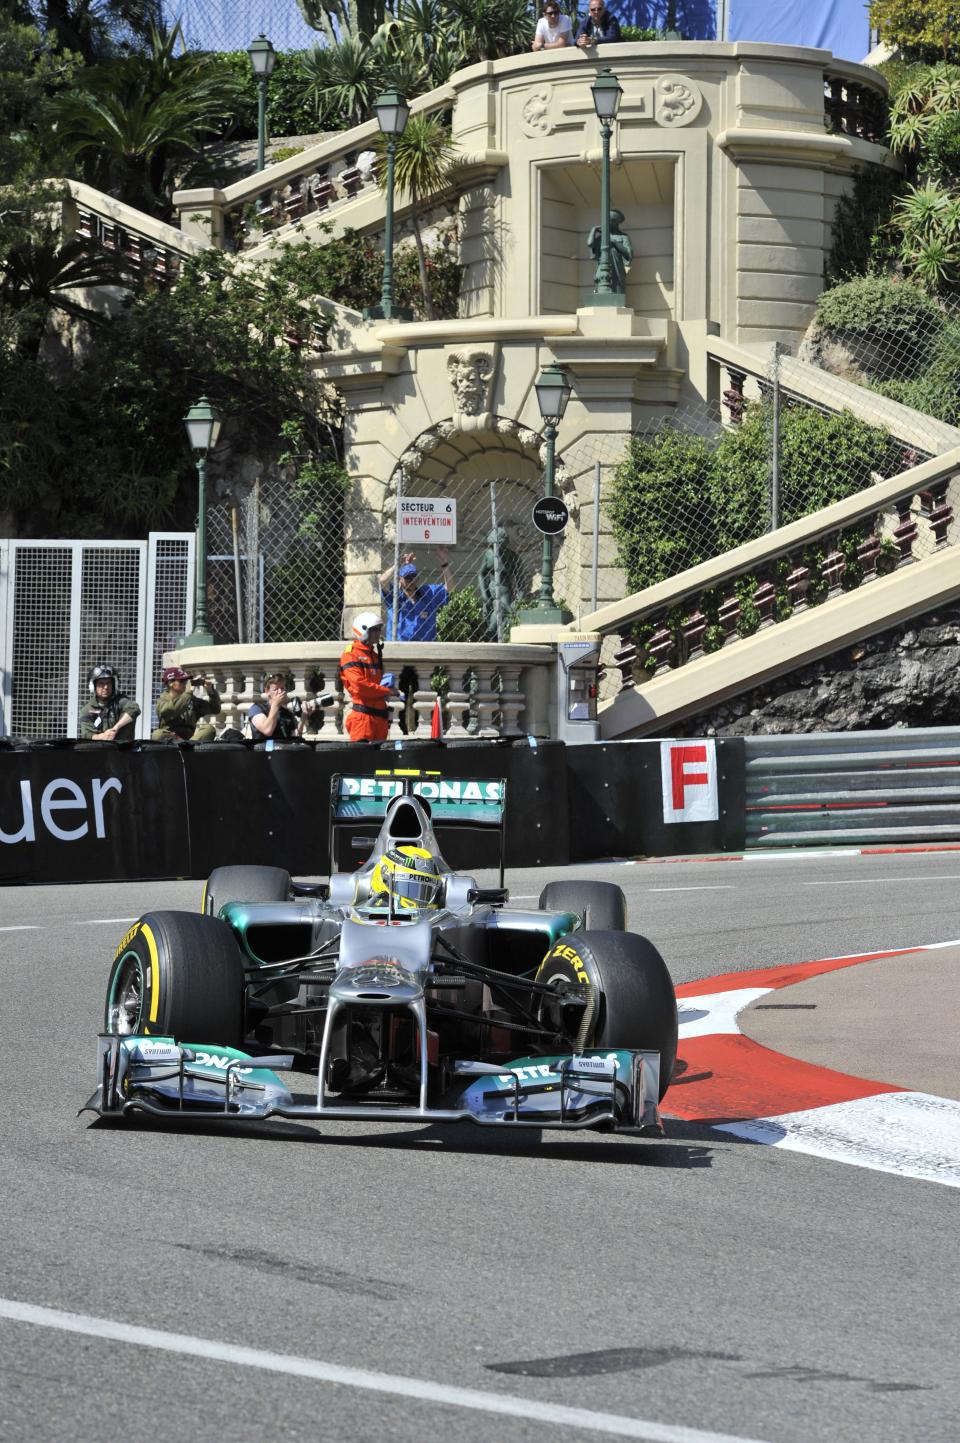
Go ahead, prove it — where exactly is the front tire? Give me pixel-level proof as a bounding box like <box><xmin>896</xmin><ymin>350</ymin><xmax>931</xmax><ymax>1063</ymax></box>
<box><xmin>536</xmin><ymin>929</ymin><xmax>677</xmax><ymax>1097</ymax></box>
<box><xmin>105</xmin><ymin>911</ymin><xmax>245</xmax><ymax>1047</ymax></box>
<box><xmin>202</xmin><ymin>864</ymin><xmax>292</xmax><ymax>917</ymax></box>
<box><xmin>538</xmin><ymin>879</ymin><xmax>627</xmax><ymax>931</ymax></box>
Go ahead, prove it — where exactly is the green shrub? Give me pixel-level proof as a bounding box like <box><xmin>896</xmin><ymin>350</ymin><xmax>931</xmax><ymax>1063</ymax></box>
<box><xmin>609</xmin><ymin>429</ymin><xmax>717</xmax><ymax>592</ymax></box>
<box><xmin>869</xmin><ymin>0</ymin><xmax>960</xmax><ymax>62</ymax></box>
<box><xmin>776</xmin><ymin>408</ymin><xmax>895</xmax><ymax>520</ymax></box>
<box><xmin>925</xmin><ymin>109</ymin><xmax>960</xmax><ymax>184</ymax></box>
<box><xmin>815</xmin><ymin>275</ymin><xmax>942</xmax><ymax>337</ymax></box>
<box><xmin>620</xmin><ymin>26</ymin><xmax>661</xmax><ymax>40</ymax></box>
<box><xmin>436</xmin><ymin>586</ymin><xmax>485</xmax><ymax>641</ymax></box>
<box><xmin>707</xmin><ymin>406</ymin><xmax>771</xmax><ymax>551</ymax></box>
<box><xmin>826</xmin><ymin>167</ymin><xmax>901</xmax><ymax>283</ymax></box>
<box><xmin>206</xmin><ymin>50</ymin><xmax>320</xmax><ymax>142</ymax></box>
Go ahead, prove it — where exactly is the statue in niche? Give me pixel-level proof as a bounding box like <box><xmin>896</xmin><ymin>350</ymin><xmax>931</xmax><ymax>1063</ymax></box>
<box><xmin>586</xmin><ymin>209</ymin><xmax>633</xmax><ymax>295</ymax></box>
<box><xmin>447</xmin><ymin>350</ymin><xmax>493</xmax><ymax>415</ymax></box>
<box><xmin>478</xmin><ymin>525</ymin><xmax>527</xmax><ymax>639</ymax></box>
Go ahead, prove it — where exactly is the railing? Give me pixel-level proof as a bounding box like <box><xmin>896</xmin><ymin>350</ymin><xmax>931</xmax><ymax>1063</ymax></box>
<box><xmin>162</xmin><ymin>641</ymin><xmax>555</xmax><ymax>741</ymax></box>
<box><xmin>588</xmin><ymin>446</ymin><xmax>960</xmax><ymax>686</ymax></box>
<box><xmin>178</xmin><ymin>85</ymin><xmax>456</xmax><ymax>256</ymax></box>
<box><xmin>61</xmin><ymin>179</ymin><xmax>204</xmax><ymax>284</ymax></box>
<box><xmin>823</xmin><ymin>69</ymin><xmax>888</xmax><ymax>144</ymax></box>
<box><xmin>745</xmin><ymin>728</ymin><xmax>960</xmax><ymax>847</ymax></box>
<box><xmin>709</xmin><ymin>338</ymin><xmax>960</xmax><ymax>460</ymax></box>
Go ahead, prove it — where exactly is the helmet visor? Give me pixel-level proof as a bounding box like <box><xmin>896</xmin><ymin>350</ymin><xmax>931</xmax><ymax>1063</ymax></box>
<box><xmin>392</xmin><ymin>871</ymin><xmax>440</xmax><ymax>907</ymax></box>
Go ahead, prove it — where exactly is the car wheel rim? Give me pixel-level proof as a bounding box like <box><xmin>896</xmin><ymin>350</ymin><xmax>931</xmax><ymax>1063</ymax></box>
<box><xmin>109</xmin><ymin>952</ymin><xmax>144</xmax><ymax>1034</ymax></box>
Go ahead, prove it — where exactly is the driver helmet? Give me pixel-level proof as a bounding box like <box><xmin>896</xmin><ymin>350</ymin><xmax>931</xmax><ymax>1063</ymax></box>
<box><xmin>352</xmin><ymin>611</ymin><xmax>383</xmax><ymax>643</ymax></box>
<box><xmin>88</xmin><ymin>663</ymin><xmax>118</xmax><ymax>695</ymax></box>
<box><xmin>369</xmin><ymin>845</ymin><xmax>442</xmax><ymax>913</ymax></box>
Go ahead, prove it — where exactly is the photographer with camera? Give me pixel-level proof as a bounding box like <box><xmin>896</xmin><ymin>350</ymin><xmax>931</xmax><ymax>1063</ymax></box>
<box><xmin>78</xmin><ymin>664</ymin><xmax>140</xmax><ymax>741</ymax></box>
<box><xmin>246</xmin><ymin>674</ymin><xmax>301</xmax><ymax>741</ymax></box>
<box><xmin>151</xmin><ymin>666</ymin><xmax>221</xmax><ymax>743</ymax></box>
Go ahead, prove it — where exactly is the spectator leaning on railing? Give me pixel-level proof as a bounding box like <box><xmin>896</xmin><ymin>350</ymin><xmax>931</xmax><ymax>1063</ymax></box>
<box><xmin>576</xmin><ymin>0</ymin><xmax>621</xmax><ymax>45</ymax></box>
<box><xmin>532</xmin><ymin>2</ymin><xmax>573</xmax><ymax>48</ymax></box>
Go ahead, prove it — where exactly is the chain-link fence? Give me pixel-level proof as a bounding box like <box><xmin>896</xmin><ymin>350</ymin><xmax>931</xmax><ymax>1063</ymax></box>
<box><xmin>207</xmin><ymin>288</ymin><xmax>960</xmax><ymax>653</ymax></box>
<box><xmin>207</xmin><ymin>472</ymin><xmax>345</xmax><ymax>647</ymax></box>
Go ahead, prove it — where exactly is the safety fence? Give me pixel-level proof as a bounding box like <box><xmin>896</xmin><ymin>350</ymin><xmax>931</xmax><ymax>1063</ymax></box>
<box><xmin>0</xmin><ymin>534</ymin><xmax>194</xmax><ymax>741</ymax></box>
<box><xmin>744</xmin><ymin>727</ymin><xmax>960</xmax><ymax>848</ymax></box>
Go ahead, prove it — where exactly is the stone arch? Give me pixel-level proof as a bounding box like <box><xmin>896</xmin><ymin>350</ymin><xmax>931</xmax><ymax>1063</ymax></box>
<box><xmin>382</xmin><ymin>415</ymin><xmax>583</xmax><ymax>630</ymax></box>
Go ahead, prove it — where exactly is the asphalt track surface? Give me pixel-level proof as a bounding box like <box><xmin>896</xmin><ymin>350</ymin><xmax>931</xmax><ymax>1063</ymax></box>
<box><xmin>2</xmin><ymin>850</ymin><xmax>959</xmax><ymax>1443</ymax></box>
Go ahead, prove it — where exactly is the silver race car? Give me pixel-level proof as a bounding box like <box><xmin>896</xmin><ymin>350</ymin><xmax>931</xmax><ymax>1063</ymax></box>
<box><xmin>85</xmin><ymin>770</ymin><xmax>677</xmax><ymax>1138</ymax></box>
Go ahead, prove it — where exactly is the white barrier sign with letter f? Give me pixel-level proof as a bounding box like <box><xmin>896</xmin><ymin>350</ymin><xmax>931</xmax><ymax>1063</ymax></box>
<box><xmin>660</xmin><ymin>740</ymin><xmax>718</xmax><ymax>823</ymax></box>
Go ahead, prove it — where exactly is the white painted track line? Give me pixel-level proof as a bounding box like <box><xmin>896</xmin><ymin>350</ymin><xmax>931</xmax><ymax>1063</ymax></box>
<box><xmin>0</xmin><ymin>1299</ymin><xmax>776</xmax><ymax>1443</ymax></box>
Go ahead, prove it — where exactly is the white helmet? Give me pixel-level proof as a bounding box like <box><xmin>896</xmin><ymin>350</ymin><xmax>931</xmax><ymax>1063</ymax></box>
<box><xmin>352</xmin><ymin>611</ymin><xmax>383</xmax><ymax>642</ymax></box>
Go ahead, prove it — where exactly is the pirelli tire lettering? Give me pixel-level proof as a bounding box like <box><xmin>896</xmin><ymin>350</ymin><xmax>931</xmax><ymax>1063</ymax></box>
<box><xmin>541</xmin><ymin>940</ymin><xmax>590</xmax><ymax>987</ymax></box>
<box><xmin>536</xmin><ymin>929</ymin><xmax>678</xmax><ymax>1100</ymax></box>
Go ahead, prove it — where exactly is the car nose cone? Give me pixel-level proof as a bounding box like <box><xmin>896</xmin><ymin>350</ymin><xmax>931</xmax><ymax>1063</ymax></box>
<box><xmin>329</xmin><ymin>960</ymin><xmax>422</xmax><ymax>1003</ymax></box>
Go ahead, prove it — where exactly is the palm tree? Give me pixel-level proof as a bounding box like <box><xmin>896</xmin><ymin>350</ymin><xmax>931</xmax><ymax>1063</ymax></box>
<box><xmin>299</xmin><ymin>37</ymin><xmax>385</xmax><ymax>129</ymax></box>
<box><xmin>44</xmin><ymin>23</ymin><xmax>243</xmax><ymax>215</ymax></box>
<box><xmin>1</xmin><ymin>225</ymin><xmax>134</xmax><ymax>357</ymax></box>
<box><xmin>377</xmin><ymin>113</ymin><xmax>457</xmax><ymax>318</ymax></box>
<box><xmin>445</xmin><ymin>0</ymin><xmax>534</xmax><ymax>63</ymax></box>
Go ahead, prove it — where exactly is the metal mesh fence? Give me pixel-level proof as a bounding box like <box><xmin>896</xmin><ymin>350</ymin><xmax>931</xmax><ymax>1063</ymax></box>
<box><xmin>77</xmin><ymin>546</ymin><xmax>143</xmax><ymax>729</ymax></box>
<box><xmin>379</xmin><ymin>473</ymin><xmax>548</xmax><ymax>644</ymax></box>
<box><xmin>0</xmin><ymin>537</ymin><xmax>192</xmax><ymax>740</ymax></box>
<box><xmin>9</xmin><ymin>546</ymin><xmax>73</xmax><ymax>739</ymax></box>
<box><xmin>207</xmin><ymin>475</ymin><xmax>345</xmax><ymax>647</ymax></box>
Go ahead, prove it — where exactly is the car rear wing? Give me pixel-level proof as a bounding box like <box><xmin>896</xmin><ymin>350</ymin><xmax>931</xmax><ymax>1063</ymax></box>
<box><xmin>329</xmin><ymin>769</ymin><xmax>507</xmax><ymax>882</ymax></box>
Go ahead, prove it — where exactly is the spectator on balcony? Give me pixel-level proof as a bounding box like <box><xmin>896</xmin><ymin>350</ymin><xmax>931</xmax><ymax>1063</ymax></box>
<box><xmin>152</xmin><ymin>666</ymin><xmax>220</xmax><ymax>743</ymax></box>
<box><xmin>533</xmin><ymin>3</ymin><xmax>573</xmax><ymax>48</ymax></box>
<box><xmin>79</xmin><ymin>663</ymin><xmax>140</xmax><ymax>741</ymax></box>
<box><xmin>576</xmin><ymin>0</ymin><xmax>621</xmax><ymax>45</ymax></box>
<box><xmin>379</xmin><ymin>547</ymin><xmax>455</xmax><ymax>642</ymax></box>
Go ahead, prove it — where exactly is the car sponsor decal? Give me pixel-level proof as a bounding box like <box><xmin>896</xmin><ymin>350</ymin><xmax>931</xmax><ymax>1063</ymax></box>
<box><xmin>113</xmin><ymin>921</ymin><xmax>140</xmax><ymax>960</ymax></box>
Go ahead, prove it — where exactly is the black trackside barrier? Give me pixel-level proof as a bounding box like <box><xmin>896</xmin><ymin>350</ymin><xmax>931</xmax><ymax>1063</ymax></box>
<box><xmin>565</xmin><ymin>739</ymin><xmax>746</xmax><ymax>860</ymax></box>
<box><xmin>0</xmin><ymin>737</ymin><xmax>741</xmax><ymax>885</ymax></box>
<box><xmin>0</xmin><ymin>747</ymin><xmax>186</xmax><ymax>884</ymax></box>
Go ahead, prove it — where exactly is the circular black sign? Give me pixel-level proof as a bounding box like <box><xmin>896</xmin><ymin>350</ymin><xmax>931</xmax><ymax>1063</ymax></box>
<box><xmin>532</xmin><ymin>497</ymin><xmax>569</xmax><ymax>535</ymax></box>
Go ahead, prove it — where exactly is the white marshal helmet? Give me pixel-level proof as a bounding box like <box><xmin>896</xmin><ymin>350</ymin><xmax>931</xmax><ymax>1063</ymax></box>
<box><xmin>352</xmin><ymin>611</ymin><xmax>384</xmax><ymax>643</ymax></box>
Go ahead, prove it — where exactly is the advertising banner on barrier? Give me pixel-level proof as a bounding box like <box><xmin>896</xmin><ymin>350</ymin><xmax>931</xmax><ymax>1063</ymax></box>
<box><xmin>660</xmin><ymin>740</ymin><xmax>719</xmax><ymax>824</ymax></box>
<box><xmin>0</xmin><ymin>748</ymin><xmax>186</xmax><ymax>884</ymax></box>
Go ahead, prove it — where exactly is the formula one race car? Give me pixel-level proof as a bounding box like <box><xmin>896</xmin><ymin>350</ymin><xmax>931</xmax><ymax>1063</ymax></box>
<box><xmin>85</xmin><ymin>771</ymin><xmax>677</xmax><ymax>1138</ymax></box>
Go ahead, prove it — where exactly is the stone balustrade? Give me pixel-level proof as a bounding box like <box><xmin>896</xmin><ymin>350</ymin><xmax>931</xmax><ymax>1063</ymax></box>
<box><xmin>583</xmin><ymin>447</ymin><xmax>960</xmax><ymax>690</ymax></box>
<box><xmin>823</xmin><ymin>68</ymin><xmax>888</xmax><ymax>144</ymax></box>
<box><xmin>61</xmin><ymin>179</ymin><xmax>203</xmax><ymax>284</ymax></box>
<box><xmin>162</xmin><ymin>641</ymin><xmax>556</xmax><ymax>741</ymax></box>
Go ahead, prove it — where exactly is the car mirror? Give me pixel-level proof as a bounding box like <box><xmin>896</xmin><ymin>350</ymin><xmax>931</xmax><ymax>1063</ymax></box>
<box><xmin>466</xmin><ymin>887</ymin><xmax>509</xmax><ymax>906</ymax></box>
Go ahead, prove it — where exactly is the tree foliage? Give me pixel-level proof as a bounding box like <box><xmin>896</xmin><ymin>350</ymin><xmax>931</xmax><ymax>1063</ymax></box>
<box><xmin>609</xmin><ymin>408</ymin><xmax>893</xmax><ymax>595</ymax></box>
<box><xmin>869</xmin><ymin>0</ymin><xmax>960</xmax><ymax>61</ymax></box>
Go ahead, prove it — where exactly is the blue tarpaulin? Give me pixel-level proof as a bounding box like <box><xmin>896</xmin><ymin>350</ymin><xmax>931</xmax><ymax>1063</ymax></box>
<box><xmin>726</xmin><ymin>0</ymin><xmax>871</xmax><ymax>60</ymax></box>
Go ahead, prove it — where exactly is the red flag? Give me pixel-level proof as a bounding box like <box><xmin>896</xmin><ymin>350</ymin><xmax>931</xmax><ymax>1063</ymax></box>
<box><xmin>430</xmin><ymin>697</ymin><xmax>444</xmax><ymax>740</ymax></box>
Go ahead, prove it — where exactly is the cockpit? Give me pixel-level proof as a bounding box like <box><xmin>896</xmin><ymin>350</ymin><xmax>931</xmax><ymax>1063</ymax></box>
<box><xmin>350</xmin><ymin>795</ymin><xmax>448</xmax><ymax>920</ymax></box>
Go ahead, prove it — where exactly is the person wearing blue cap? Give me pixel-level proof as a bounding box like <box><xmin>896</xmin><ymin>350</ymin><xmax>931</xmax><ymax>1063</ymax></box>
<box><xmin>378</xmin><ymin>547</ymin><xmax>455</xmax><ymax>642</ymax></box>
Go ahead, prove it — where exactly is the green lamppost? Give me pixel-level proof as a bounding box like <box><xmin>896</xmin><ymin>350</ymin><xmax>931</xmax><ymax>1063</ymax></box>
<box><xmin>589</xmin><ymin>67</ymin><xmax>624</xmax><ymax>306</ymax></box>
<box><xmin>248</xmin><ymin>34</ymin><xmax>276</xmax><ymax>172</ymax></box>
<box><xmin>364</xmin><ymin>89</ymin><xmax>412</xmax><ymax>322</ymax></box>
<box><xmin>179</xmin><ymin>396</ymin><xmax>221</xmax><ymax>649</ymax></box>
<box><xmin>519</xmin><ymin>365</ymin><xmax>574</xmax><ymax>624</ymax></box>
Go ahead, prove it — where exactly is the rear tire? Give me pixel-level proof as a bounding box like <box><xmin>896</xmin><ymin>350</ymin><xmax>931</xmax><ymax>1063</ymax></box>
<box><xmin>538</xmin><ymin>880</ymin><xmax>627</xmax><ymax>931</ymax></box>
<box><xmin>202</xmin><ymin>864</ymin><xmax>292</xmax><ymax>917</ymax></box>
<box><xmin>536</xmin><ymin>929</ymin><xmax>677</xmax><ymax>1098</ymax></box>
<box><xmin>105</xmin><ymin>911</ymin><xmax>244</xmax><ymax>1047</ymax></box>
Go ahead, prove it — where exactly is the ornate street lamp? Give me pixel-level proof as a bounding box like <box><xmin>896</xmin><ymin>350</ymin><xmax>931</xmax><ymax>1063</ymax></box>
<box><xmin>364</xmin><ymin>89</ymin><xmax>412</xmax><ymax>322</ymax></box>
<box><xmin>518</xmin><ymin>365</ymin><xmax>574</xmax><ymax>624</ymax></box>
<box><xmin>590</xmin><ymin>67</ymin><xmax>624</xmax><ymax>306</ymax></box>
<box><xmin>248</xmin><ymin>34</ymin><xmax>277</xmax><ymax>172</ymax></box>
<box><xmin>179</xmin><ymin>396</ymin><xmax>222</xmax><ymax>649</ymax></box>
